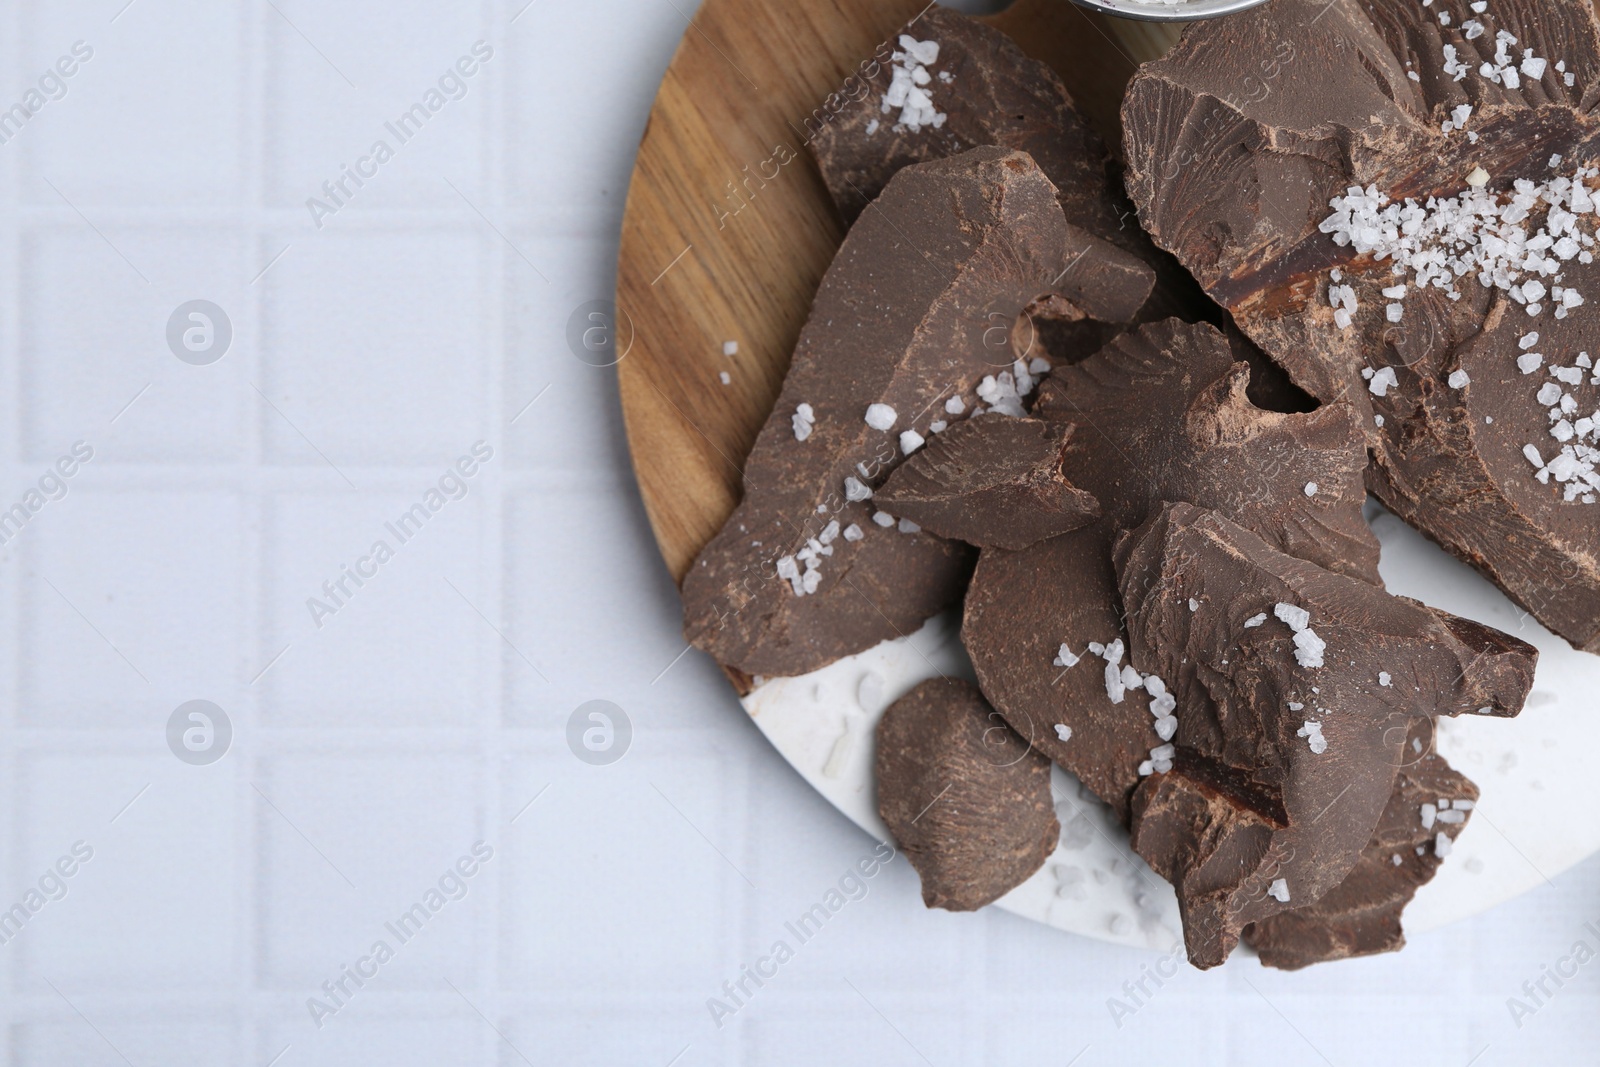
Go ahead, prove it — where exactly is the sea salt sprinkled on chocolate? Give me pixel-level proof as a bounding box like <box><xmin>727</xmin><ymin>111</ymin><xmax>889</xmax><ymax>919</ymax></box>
<box><xmin>1368</xmin><ymin>367</ymin><xmax>1398</xmax><ymax>397</ymax></box>
<box><xmin>1274</xmin><ymin>603</ymin><xmax>1311</xmax><ymax>631</ymax></box>
<box><xmin>1448</xmin><ymin>369</ymin><xmax>1471</xmax><ymax>389</ymax></box>
<box><xmin>1304</xmin><ymin>482</ymin><xmax>1319</xmax><ymax>497</ymax></box>
<box><xmin>1054</xmin><ymin>724</ymin><xmax>1072</xmax><ymax>742</ymax></box>
<box><xmin>899</xmin><ymin>429</ymin><xmax>925</xmax><ymax>455</ymax></box>
<box><xmin>1188</xmin><ymin>597</ymin><xmax>1199</xmax><ymax>612</ymax></box>
<box><xmin>1435</xmin><ymin>831</ymin><xmax>1453</xmax><ymax>857</ymax></box>
<box><xmin>1420</xmin><ymin>802</ymin><xmax>1437</xmax><ymax>829</ymax></box>
<box><xmin>842</xmin><ymin>523</ymin><xmax>864</xmax><ymax>542</ymax></box>
<box><xmin>1297</xmin><ymin>720</ymin><xmax>1328</xmax><ymax>754</ymax></box>
<box><xmin>944</xmin><ymin>396</ymin><xmax>965</xmax><ymax>416</ymax></box>
<box><xmin>1105</xmin><ymin>661</ymin><xmax>1126</xmax><ymax>704</ymax></box>
<box><xmin>872</xmin><ymin>510</ymin><xmax>895</xmax><ymax>527</ymax></box>
<box><xmin>864</xmin><ymin>403</ymin><xmax>897</xmax><ymax>431</ymax></box>
<box><xmin>720</xmin><ymin>371</ymin><xmax>731</xmax><ymax>385</ymax></box>
<box><xmin>844</xmin><ymin>476</ymin><xmax>872</xmax><ymax>502</ymax></box>
<box><xmin>881</xmin><ymin>35</ymin><xmax>946</xmax><ymax>132</ymax></box>
<box><xmin>1379</xmin><ymin>671</ymin><xmax>1392</xmax><ymax>687</ymax></box>
<box><xmin>898</xmin><ymin>517</ymin><xmax>921</xmax><ymax>534</ymax></box>
<box><xmin>1054</xmin><ymin>643</ymin><xmax>1080</xmax><ymax>668</ymax></box>
<box><xmin>792</xmin><ymin>402</ymin><xmax>816</xmax><ymax>441</ymax></box>
<box><xmin>723</xmin><ymin>341</ymin><xmax>739</xmax><ymax>356</ymax></box>
<box><xmin>1244</xmin><ymin>612</ymin><xmax>1268</xmax><ymax>628</ymax></box>
<box><xmin>1268</xmin><ymin>878</ymin><xmax>1291</xmax><ymax>903</ymax></box>
<box><xmin>1293</xmin><ymin>629</ymin><xmax>1327</xmax><ymax>669</ymax></box>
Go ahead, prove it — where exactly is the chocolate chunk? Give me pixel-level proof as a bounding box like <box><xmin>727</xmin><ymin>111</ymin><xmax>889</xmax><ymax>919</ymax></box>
<box><xmin>961</xmin><ymin>320</ymin><xmax>1379</xmax><ymax>818</ymax></box>
<box><xmin>1121</xmin><ymin>0</ymin><xmax>1600</xmax><ymax>651</ymax></box>
<box><xmin>875</xmin><ymin>417</ymin><xmax>1099</xmax><ymax>550</ymax></box>
<box><xmin>1244</xmin><ymin>721</ymin><xmax>1480</xmax><ymax>970</ymax></box>
<box><xmin>876</xmin><ymin>677</ymin><xmax>1058</xmax><ymax>911</ymax></box>
<box><xmin>681</xmin><ymin>147</ymin><xmax>1153</xmax><ymax>679</ymax></box>
<box><xmin>810</xmin><ymin>9</ymin><xmax>1129</xmax><ymax>246</ymax></box>
<box><xmin>1115</xmin><ymin>502</ymin><xmax>1534</xmax><ymax>967</ymax></box>
<box><xmin>810</xmin><ymin>8</ymin><xmax>1216</xmax><ymax>335</ymax></box>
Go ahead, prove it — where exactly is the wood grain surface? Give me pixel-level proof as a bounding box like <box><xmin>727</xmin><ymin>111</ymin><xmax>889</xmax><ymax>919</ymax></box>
<box><xmin>615</xmin><ymin>0</ymin><xmax>1180</xmax><ymax>585</ymax></box>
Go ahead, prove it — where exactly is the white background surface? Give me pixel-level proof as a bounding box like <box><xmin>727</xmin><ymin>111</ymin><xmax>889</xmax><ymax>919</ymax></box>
<box><xmin>0</xmin><ymin>0</ymin><xmax>1595</xmax><ymax>1064</ymax></box>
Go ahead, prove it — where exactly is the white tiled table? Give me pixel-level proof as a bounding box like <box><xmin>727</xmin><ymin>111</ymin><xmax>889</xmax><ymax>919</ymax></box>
<box><xmin>0</xmin><ymin>1</ymin><xmax>1593</xmax><ymax>1064</ymax></box>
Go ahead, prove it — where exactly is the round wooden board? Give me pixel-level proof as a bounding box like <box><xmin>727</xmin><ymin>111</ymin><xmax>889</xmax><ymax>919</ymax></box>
<box><xmin>615</xmin><ymin>0</ymin><xmax>1178</xmax><ymax>589</ymax></box>
<box><xmin>611</xmin><ymin>0</ymin><xmax>1600</xmax><ymax>947</ymax></box>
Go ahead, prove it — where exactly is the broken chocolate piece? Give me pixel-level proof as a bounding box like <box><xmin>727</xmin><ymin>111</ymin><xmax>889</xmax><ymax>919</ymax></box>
<box><xmin>810</xmin><ymin>9</ymin><xmax>1129</xmax><ymax>245</ymax></box>
<box><xmin>962</xmin><ymin>320</ymin><xmax>1379</xmax><ymax>818</ymax></box>
<box><xmin>681</xmin><ymin>147</ymin><xmax>1153</xmax><ymax>678</ymax></box>
<box><xmin>876</xmin><ymin>677</ymin><xmax>1058</xmax><ymax>911</ymax></box>
<box><xmin>1121</xmin><ymin>0</ymin><xmax>1600</xmax><ymax>651</ymax></box>
<box><xmin>1116</xmin><ymin>502</ymin><xmax>1533</xmax><ymax>967</ymax></box>
<box><xmin>1244</xmin><ymin>721</ymin><xmax>1480</xmax><ymax>970</ymax></box>
<box><xmin>810</xmin><ymin>7</ymin><xmax>1215</xmax><ymax>334</ymax></box>
<box><xmin>875</xmin><ymin>417</ymin><xmax>1099</xmax><ymax>550</ymax></box>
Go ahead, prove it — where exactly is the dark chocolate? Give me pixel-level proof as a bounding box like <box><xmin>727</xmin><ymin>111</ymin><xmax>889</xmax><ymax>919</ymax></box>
<box><xmin>810</xmin><ymin>9</ymin><xmax>1129</xmax><ymax>245</ymax></box>
<box><xmin>1115</xmin><ymin>503</ymin><xmax>1534</xmax><ymax>967</ymax></box>
<box><xmin>1122</xmin><ymin>0</ymin><xmax>1600</xmax><ymax>651</ymax></box>
<box><xmin>681</xmin><ymin>147</ymin><xmax>1153</xmax><ymax>678</ymax></box>
<box><xmin>961</xmin><ymin>320</ymin><xmax>1379</xmax><ymax>819</ymax></box>
<box><xmin>809</xmin><ymin>8</ymin><xmax>1216</xmax><ymax>336</ymax></box>
<box><xmin>1244</xmin><ymin>720</ymin><xmax>1481</xmax><ymax>970</ymax></box>
<box><xmin>876</xmin><ymin>677</ymin><xmax>1059</xmax><ymax>911</ymax></box>
<box><xmin>875</xmin><ymin>416</ymin><xmax>1099</xmax><ymax>550</ymax></box>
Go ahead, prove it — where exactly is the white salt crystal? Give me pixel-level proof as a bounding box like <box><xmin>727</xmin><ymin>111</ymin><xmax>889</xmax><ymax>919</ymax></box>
<box><xmin>1294</xmin><ymin>628</ymin><xmax>1327</xmax><ymax>669</ymax></box>
<box><xmin>1054</xmin><ymin>724</ymin><xmax>1072</xmax><ymax>742</ymax></box>
<box><xmin>1448</xmin><ymin>369</ymin><xmax>1471</xmax><ymax>389</ymax></box>
<box><xmin>844</xmin><ymin>476</ymin><xmax>872</xmax><ymax>502</ymax></box>
<box><xmin>872</xmin><ymin>510</ymin><xmax>895</xmax><ymax>527</ymax></box>
<box><xmin>899</xmin><ymin>429</ymin><xmax>925</xmax><ymax>455</ymax></box>
<box><xmin>1268</xmin><ymin>878</ymin><xmax>1291</xmax><ymax>903</ymax></box>
<box><xmin>723</xmin><ymin>340</ymin><xmax>739</xmax><ymax>356</ymax></box>
<box><xmin>1054</xmin><ymin>644</ymin><xmax>1080</xmax><ymax>668</ymax></box>
<box><xmin>843</xmin><ymin>523</ymin><xmax>864</xmax><ymax>542</ymax></box>
<box><xmin>864</xmin><ymin>403</ymin><xmax>897</xmax><ymax>430</ymax></box>
<box><xmin>1304</xmin><ymin>482</ymin><xmax>1319</xmax><ymax>497</ymax></box>
<box><xmin>1274</xmin><ymin>603</ymin><xmax>1311</xmax><ymax>632</ymax></box>
<box><xmin>1368</xmin><ymin>366</ymin><xmax>1398</xmax><ymax>397</ymax></box>
<box><xmin>1244</xmin><ymin>612</ymin><xmax>1268</xmax><ymax>628</ymax></box>
<box><xmin>1105</xmin><ymin>662</ymin><xmax>1126</xmax><ymax>704</ymax></box>
<box><xmin>897</xmin><ymin>517</ymin><xmax>920</xmax><ymax>534</ymax></box>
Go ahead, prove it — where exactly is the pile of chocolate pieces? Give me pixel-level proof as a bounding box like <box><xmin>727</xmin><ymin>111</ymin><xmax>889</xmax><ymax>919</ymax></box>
<box><xmin>681</xmin><ymin>0</ymin><xmax>1600</xmax><ymax>968</ymax></box>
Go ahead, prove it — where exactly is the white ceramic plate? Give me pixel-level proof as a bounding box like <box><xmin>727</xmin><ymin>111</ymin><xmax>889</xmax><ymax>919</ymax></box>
<box><xmin>741</xmin><ymin>501</ymin><xmax>1600</xmax><ymax>951</ymax></box>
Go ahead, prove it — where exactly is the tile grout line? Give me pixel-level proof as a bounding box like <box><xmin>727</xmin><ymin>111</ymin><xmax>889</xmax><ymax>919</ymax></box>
<box><xmin>482</xmin><ymin>0</ymin><xmax>511</xmax><ymax>1045</ymax></box>
<box><xmin>240</xmin><ymin>0</ymin><xmax>270</xmax><ymax>1058</ymax></box>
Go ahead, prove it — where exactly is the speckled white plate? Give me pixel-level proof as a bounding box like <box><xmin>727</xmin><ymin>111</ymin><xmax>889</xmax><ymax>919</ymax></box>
<box><xmin>741</xmin><ymin>501</ymin><xmax>1600</xmax><ymax>952</ymax></box>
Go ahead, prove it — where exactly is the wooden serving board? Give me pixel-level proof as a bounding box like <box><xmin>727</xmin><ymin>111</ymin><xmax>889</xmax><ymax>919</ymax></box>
<box><xmin>615</xmin><ymin>0</ymin><xmax>1180</xmax><ymax>585</ymax></box>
